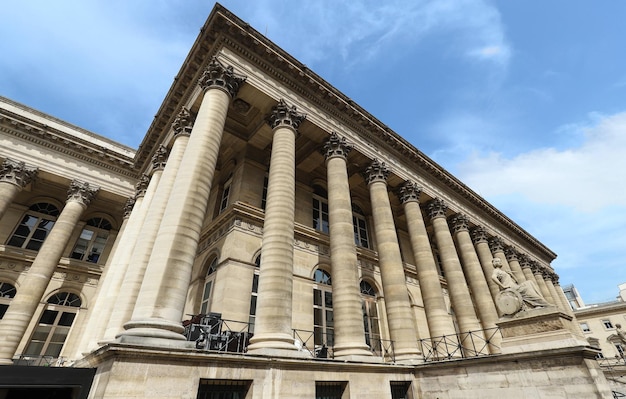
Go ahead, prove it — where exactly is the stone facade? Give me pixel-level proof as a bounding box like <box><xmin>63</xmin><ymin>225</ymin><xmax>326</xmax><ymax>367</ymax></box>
<box><xmin>0</xmin><ymin>4</ymin><xmax>616</xmax><ymax>398</ymax></box>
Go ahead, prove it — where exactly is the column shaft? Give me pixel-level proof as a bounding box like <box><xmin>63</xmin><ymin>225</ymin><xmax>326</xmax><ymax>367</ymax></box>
<box><xmin>248</xmin><ymin>101</ymin><xmax>303</xmax><ymax>353</ymax></box>
<box><xmin>470</xmin><ymin>227</ymin><xmax>500</xmax><ymax>302</ymax></box>
<box><xmin>0</xmin><ymin>181</ymin><xmax>96</xmax><ymax>364</ymax></box>
<box><xmin>427</xmin><ymin>200</ymin><xmax>482</xmax><ymax>336</ymax></box>
<box><xmin>365</xmin><ymin>161</ymin><xmax>420</xmax><ymax>360</ymax></box>
<box><xmin>399</xmin><ymin>182</ymin><xmax>455</xmax><ymax>339</ymax></box>
<box><xmin>323</xmin><ymin>134</ymin><xmax>370</xmax><ymax>358</ymax></box>
<box><xmin>106</xmin><ymin>129</ymin><xmax>190</xmax><ymax>342</ymax></box>
<box><xmin>450</xmin><ymin>215</ymin><xmax>500</xmax><ymax>353</ymax></box>
<box><xmin>122</xmin><ymin>61</ymin><xmax>244</xmax><ymax>341</ymax></box>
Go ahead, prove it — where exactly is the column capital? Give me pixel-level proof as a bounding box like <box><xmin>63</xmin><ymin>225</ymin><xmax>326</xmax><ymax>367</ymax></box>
<box><xmin>0</xmin><ymin>159</ymin><xmax>38</xmax><ymax>188</ymax></box>
<box><xmin>172</xmin><ymin>108</ymin><xmax>194</xmax><ymax>137</ymax></box>
<box><xmin>151</xmin><ymin>145</ymin><xmax>168</xmax><ymax>171</ymax></box>
<box><xmin>67</xmin><ymin>180</ymin><xmax>98</xmax><ymax>207</ymax></box>
<box><xmin>198</xmin><ymin>57</ymin><xmax>246</xmax><ymax>98</ymax></box>
<box><xmin>470</xmin><ymin>225</ymin><xmax>489</xmax><ymax>244</ymax></box>
<box><xmin>425</xmin><ymin>198</ymin><xmax>447</xmax><ymax>220</ymax></box>
<box><xmin>363</xmin><ymin>159</ymin><xmax>389</xmax><ymax>185</ymax></box>
<box><xmin>449</xmin><ymin>214</ymin><xmax>469</xmax><ymax>234</ymax></box>
<box><xmin>529</xmin><ymin>260</ymin><xmax>542</xmax><ymax>274</ymax></box>
<box><xmin>398</xmin><ymin>180</ymin><xmax>422</xmax><ymax>204</ymax></box>
<box><xmin>504</xmin><ymin>246</ymin><xmax>519</xmax><ymax>262</ymax></box>
<box><xmin>123</xmin><ymin>196</ymin><xmax>136</xmax><ymax>219</ymax></box>
<box><xmin>322</xmin><ymin>132</ymin><xmax>352</xmax><ymax>161</ymax></box>
<box><xmin>488</xmin><ymin>236</ymin><xmax>505</xmax><ymax>253</ymax></box>
<box><xmin>267</xmin><ymin>99</ymin><xmax>305</xmax><ymax>131</ymax></box>
<box><xmin>518</xmin><ymin>254</ymin><xmax>532</xmax><ymax>269</ymax></box>
<box><xmin>550</xmin><ymin>272</ymin><xmax>560</xmax><ymax>284</ymax></box>
<box><xmin>135</xmin><ymin>174</ymin><xmax>151</xmax><ymax>198</ymax></box>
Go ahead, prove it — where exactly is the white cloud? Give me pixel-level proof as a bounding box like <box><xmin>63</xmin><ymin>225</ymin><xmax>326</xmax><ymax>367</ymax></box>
<box><xmin>457</xmin><ymin>111</ymin><xmax>626</xmax><ymax>212</ymax></box>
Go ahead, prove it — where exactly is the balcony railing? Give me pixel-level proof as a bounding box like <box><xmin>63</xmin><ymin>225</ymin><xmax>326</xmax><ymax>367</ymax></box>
<box><xmin>418</xmin><ymin>327</ymin><xmax>502</xmax><ymax>362</ymax></box>
<box><xmin>13</xmin><ymin>355</ymin><xmax>66</xmax><ymax>367</ymax></box>
<box><xmin>183</xmin><ymin>314</ymin><xmax>500</xmax><ymax>364</ymax></box>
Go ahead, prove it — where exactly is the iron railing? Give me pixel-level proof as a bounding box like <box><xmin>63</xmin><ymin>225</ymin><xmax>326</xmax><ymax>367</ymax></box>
<box><xmin>183</xmin><ymin>314</ymin><xmax>252</xmax><ymax>353</ymax></box>
<box><xmin>13</xmin><ymin>355</ymin><xmax>66</xmax><ymax>367</ymax></box>
<box><xmin>418</xmin><ymin>327</ymin><xmax>502</xmax><ymax>362</ymax></box>
<box><xmin>292</xmin><ymin>329</ymin><xmax>395</xmax><ymax>361</ymax></box>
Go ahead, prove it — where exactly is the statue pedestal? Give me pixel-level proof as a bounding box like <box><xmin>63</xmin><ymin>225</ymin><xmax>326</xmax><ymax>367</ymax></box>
<box><xmin>496</xmin><ymin>307</ymin><xmax>588</xmax><ymax>354</ymax></box>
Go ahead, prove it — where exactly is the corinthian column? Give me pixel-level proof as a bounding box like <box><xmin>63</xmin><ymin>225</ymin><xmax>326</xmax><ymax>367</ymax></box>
<box><xmin>79</xmin><ymin>145</ymin><xmax>169</xmax><ymax>354</ymax></box>
<box><xmin>107</xmin><ymin>111</ymin><xmax>192</xmax><ymax>343</ymax></box>
<box><xmin>504</xmin><ymin>245</ymin><xmax>526</xmax><ymax>282</ymax></box>
<box><xmin>425</xmin><ymin>199</ymin><xmax>481</xmax><ymax>336</ymax></box>
<box><xmin>247</xmin><ymin>100</ymin><xmax>305</xmax><ymax>355</ymax></box>
<box><xmin>449</xmin><ymin>214</ymin><xmax>500</xmax><ymax>353</ymax></box>
<box><xmin>0</xmin><ymin>180</ymin><xmax>98</xmax><ymax>364</ymax></box>
<box><xmin>0</xmin><ymin>159</ymin><xmax>37</xmax><ymax>220</ymax></box>
<box><xmin>518</xmin><ymin>254</ymin><xmax>537</xmax><ymax>283</ymax></box>
<box><xmin>321</xmin><ymin>133</ymin><xmax>371</xmax><ymax>359</ymax></box>
<box><xmin>363</xmin><ymin>161</ymin><xmax>420</xmax><ymax>361</ymax></box>
<box><xmin>488</xmin><ymin>237</ymin><xmax>514</xmax><ymax>276</ymax></box>
<box><xmin>470</xmin><ymin>226</ymin><xmax>500</xmax><ymax>302</ymax></box>
<box><xmin>398</xmin><ymin>181</ymin><xmax>455</xmax><ymax>339</ymax></box>
<box><xmin>545</xmin><ymin>271</ymin><xmax>565</xmax><ymax>312</ymax></box>
<box><xmin>121</xmin><ymin>58</ymin><xmax>245</xmax><ymax>342</ymax></box>
<box><xmin>531</xmin><ymin>261</ymin><xmax>553</xmax><ymax>304</ymax></box>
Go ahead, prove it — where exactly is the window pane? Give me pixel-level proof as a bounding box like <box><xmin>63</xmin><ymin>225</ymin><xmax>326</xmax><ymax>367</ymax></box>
<box><xmin>44</xmin><ymin>343</ymin><xmax>64</xmax><ymax>357</ymax></box>
<box><xmin>58</xmin><ymin>312</ymin><xmax>76</xmax><ymax>326</ymax></box>
<box><xmin>24</xmin><ymin>341</ymin><xmax>44</xmax><ymax>356</ymax></box>
<box><xmin>249</xmin><ymin>296</ymin><xmax>257</xmax><ymax>315</ymax></box>
<box><xmin>324</xmin><ymin>292</ymin><xmax>333</xmax><ymax>308</ymax></box>
<box><xmin>325</xmin><ymin>310</ymin><xmax>333</xmax><ymax>328</ymax></box>
<box><xmin>39</xmin><ymin>310</ymin><xmax>58</xmax><ymax>325</ymax></box>
<box><xmin>314</xmin><ymin>289</ymin><xmax>322</xmax><ymax>306</ymax></box>
<box><xmin>314</xmin><ymin>308</ymin><xmax>322</xmax><ymax>325</ymax></box>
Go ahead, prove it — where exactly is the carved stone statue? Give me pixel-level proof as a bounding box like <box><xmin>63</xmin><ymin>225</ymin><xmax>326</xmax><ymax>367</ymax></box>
<box><xmin>491</xmin><ymin>257</ymin><xmax>552</xmax><ymax>316</ymax></box>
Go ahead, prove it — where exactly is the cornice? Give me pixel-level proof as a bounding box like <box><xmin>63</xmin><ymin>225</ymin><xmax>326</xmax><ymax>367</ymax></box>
<box><xmin>135</xmin><ymin>4</ymin><xmax>557</xmax><ymax>261</ymax></box>
<box><xmin>0</xmin><ymin>108</ymin><xmax>135</xmax><ymax>178</ymax></box>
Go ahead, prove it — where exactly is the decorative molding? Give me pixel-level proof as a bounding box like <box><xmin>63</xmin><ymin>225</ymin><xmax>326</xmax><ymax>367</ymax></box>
<box><xmin>135</xmin><ymin>174</ymin><xmax>150</xmax><ymax>198</ymax></box>
<box><xmin>0</xmin><ymin>158</ymin><xmax>38</xmax><ymax>188</ymax></box>
<box><xmin>123</xmin><ymin>197</ymin><xmax>136</xmax><ymax>219</ymax></box>
<box><xmin>398</xmin><ymin>180</ymin><xmax>422</xmax><ymax>204</ymax></box>
<box><xmin>151</xmin><ymin>144</ymin><xmax>168</xmax><ymax>171</ymax></box>
<box><xmin>267</xmin><ymin>99</ymin><xmax>305</xmax><ymax>131</ymax></box>
<box><xmin>198</xmin><ymin>56</ymin><xmax>247</xmax><ymax>98</ymax></box>
<box><xmin>470</xmin><ymin>226</ymin><xmax>489</xmax><ymax>245</ymax></box>
<box><xmin>425</xmin><ymin>198</ymin><xmax>447</xmax><ymax>220</ymax></box>
<box><xmin>504</xmin><ymin>246</ymin><xmax>519</xmax><ymax>262</ymax></box>
<box><xmin>322</xmin><ymin>132</ymin><xmax>351</xmax><ymax>161</ymax></box>
<box><xmin>363</xmin><ymin>159</ymin><xmax>389</xmax><ymax>185</ymax></box>
<box><xmin>488</xmin><ymin>236</ymin><xmax>505</xmax><ymax>254</ymax></box>
<box><xmin>67</xmin><ymin>180</ymin><xmax>98</xmax><ymax>206</ymax></box>
<box><xmin>172</xmin><ymin>107</ymin><xmax>194</xmax><ymax>137</ymax></box>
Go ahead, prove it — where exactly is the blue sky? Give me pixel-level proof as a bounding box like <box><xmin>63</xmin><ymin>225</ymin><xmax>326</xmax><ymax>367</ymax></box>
<box><xmin>1</xmin><ymin>1</ymin><xmax>624</xmax><ymax>303</ymax></box>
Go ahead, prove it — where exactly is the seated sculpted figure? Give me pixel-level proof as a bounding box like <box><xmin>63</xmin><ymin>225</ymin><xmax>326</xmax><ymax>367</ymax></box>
<box><xmin>491</xmin><ymin>257</ymin><xmax>551</xmax><ymax>314</ymax></box>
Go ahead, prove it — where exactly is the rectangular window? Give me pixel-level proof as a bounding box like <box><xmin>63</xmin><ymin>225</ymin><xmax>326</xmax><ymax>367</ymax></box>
<box><xmin>313</xmin><ymin>198</ymin><xmax>329</xmax><ymax>233</ymax></box>
<box><xmin>390</xmin><ymin>381</ymin><xmax>412</xmax><ymax>399</ymax></box>
<box><xmin>580</xmin><ymin>322</ymin><xmax>591</xmax><ymax>333</ymax></box>
<box><xmin>313</xmin><ymin>288</ymin><xmax>333</xmax><ymax>348</ymax></box>
<box><xmin>602</xmin><ymin>319</ymin><xmax>614</xmax><ymax>329</ymax></box>
<box><xmin>315</xmin><ymin>382</ymin><xmax>346</xmax><ymax>399</ymax></box>
<box><xmin>352</xmin><ymin>215</ymin><xmax>370</xmax><ymax>248</ymax></box>
<box><xmin>197</xmin><ymin>379</ymin><xmax>251</xmax><ymax>399</ymax></box>
<box><xmin>261</xmin><ymin>176</ymin><xmax>268</xmax><ymax>210</ymax></box>
<box><xmin>219</xmin><ymin>182</ymin><xmax>231</xmax><ymax>214</ymax></box>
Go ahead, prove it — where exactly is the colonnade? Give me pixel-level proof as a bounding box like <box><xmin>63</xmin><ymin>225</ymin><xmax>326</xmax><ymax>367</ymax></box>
<box><xmin>0</xmin><ymin>57</ymin><xmax>571</xmax><ymax>364</ymax></box>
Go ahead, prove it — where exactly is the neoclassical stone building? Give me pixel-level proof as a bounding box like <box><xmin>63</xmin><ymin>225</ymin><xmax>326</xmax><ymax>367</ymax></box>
<box><xmin>0</xmin><ymin>4</ymin><xmax>615</xmax><ymax>399</ymax></box>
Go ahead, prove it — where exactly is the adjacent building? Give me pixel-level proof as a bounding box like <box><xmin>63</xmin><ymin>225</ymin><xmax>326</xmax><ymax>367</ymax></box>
<box><xmin>0</xmin><ymin>4</ymin><xmax>616</xmax><ymax>398</ymax></box>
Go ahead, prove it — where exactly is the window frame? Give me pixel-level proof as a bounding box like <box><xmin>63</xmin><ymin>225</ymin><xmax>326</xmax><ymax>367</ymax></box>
<box><xmin>70</xmin><ymin>217</ymin><xmax>112</xmax><ymax>263</ymax></box>
<box><xmin>6</xmin><ymin>203</ymin><xmax>60</xmax><ymax>251</ymax></box>
<box><xmin>200</xmin><ymin>258</ymin><xmax>218</xmax><ymax>315</ymax></box>
<box><xmin>0</xmin><ymin>282</ymin><xmax>17</xmax><ymax>319</ymax></box>
<box><xmin>313</xmin><ymin>269</ymin><xmax>333</xmax><ymax>348</ymax></box>
<box><xmin>352</xmin><ymin>204</ymin><xmax>370</xmax><ymax>249</ymax></box>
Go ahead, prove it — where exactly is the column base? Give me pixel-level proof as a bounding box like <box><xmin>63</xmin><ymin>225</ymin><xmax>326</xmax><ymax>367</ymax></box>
<box><xmin>393</xmin><ymin>348</ymin><xmax>424</xmax><ymax>365</ymax></box>
<box><xmin>118</xmin><ymin>318</ymin><xmax>187</xmax><ymax>342</ymax></box>
<box><xmin>0</xmin><ymin>358</ymin><xmax>14</xmax><ymax>366</ymax></box>
<box><xmin>333</xmin><ymin>342</ymin><xmax>375</xmax><ymax>360</ymax></box>
<box><xmin>115</xmin><ymin>334</ymin><xmax>196</xmax><ymax>350</ymax></box>
<box><xmin>247</xmin><ymin>332</ymin><xmax>307</xmax><ymax>357</ymax></box>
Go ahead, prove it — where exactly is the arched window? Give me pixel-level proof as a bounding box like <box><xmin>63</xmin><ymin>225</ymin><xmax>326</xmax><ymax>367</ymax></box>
<box><xmin>313</xmin><ymin>268</ymin><xmax>333</xmax><ymax>347</ymax></box>
<box><xmin>200</xmin><ymin>257</ymin><xmax>218</xmax><ymax>314</ymax></box>
<box><xmin>24</xmin><ymin>292</ymin><xmax>81</xmax><ymax>357</ymax></box>
<box><xmin>7</xmin><ymin>202</ymin><xmax>59</xmax><ymax>251</ymax></box>
<box><xmin>312</xmin><ymin>186</ymin><xmax>329</xmax><ymax>234</ymax></box>
<box><xmin>0</xmin><ymin>282</ymin><xmax>17</xmax><ymax>319</ymax></box>
<box><xmin>360</xmin><ymin>281</ymin><xmax>381</xmax><ymax>351</ymax></box>
<box><xmin>352</xmin><ymin>204</ymin><xmax>370</xmax><ymax>249</ymax></box>
<box><xmin>249</xmin><ymin>254</ymin><xmax>261</xmax><ymax>333</ymax></box>
<box><xmin>70</xmin><ymin>217</ymin><xmax>113</xmax><ymax>263</ymax></box>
